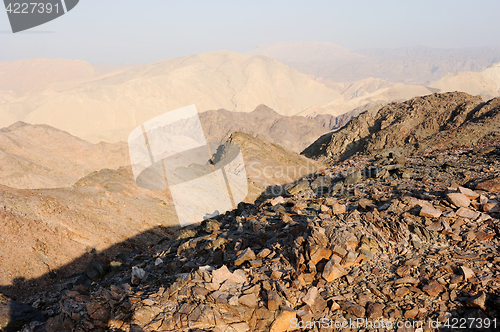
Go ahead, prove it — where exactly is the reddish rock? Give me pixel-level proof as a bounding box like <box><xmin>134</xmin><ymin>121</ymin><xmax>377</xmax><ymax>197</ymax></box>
<box><xmin>456</xmin><ymin>207</ymin><xmax>480</xmax><ymax>219</ymax></box>
<box><xmin>447</xmin><ymin>193</ymin><xmax>471</xmax><ymax>207</ymax></box>
<box><xmin>309</xmin><ymin>247</ymin><xmax>332</xmax><ymax>265</ymax></box>
<box><xmin>420</xmin><ymin>204</ymin><xmax>442</xmax><ymax>218</ymax></box>
<box><xmin>366</xmin><ymin>302</ymin><xmax>384</xmax><ymax>319</ymax></box>
<box><xmin>322</xmin><ymin>260</ymin><xmax>347</xmax><ymax>282</ymax></box>
<box><xmin>422</xmin><ymin>280</ymin><xmax>445</xmax><ymax>297</ymax></box>
<box><xmin>342</xmin><ymin>303</ymin><xmax>365</xmax><ymax>317</ymax></box>
<box><xmin>235</xmin><ymin>248</ymin><xmax>256</xmax><ymax>266</ymax></box>
<box><xmin>395</xmin><ymin>287</ymin><xmax>410</xmax><ymax>298</ymax></box>
<box><xmin>466</xmin><ymin>291</ymin><xmax>486</xmax><ymax>310</ymax></box>
<box><xmin>461</xmin><ymin>266</ymin><xmax>475</xmax><ymax>280</ymax></box>
<box><xmin>331</xmin><ymin>203</ymin><xmax>347</xmax><ymax>214</ymax></box>
<box><xmin>404</xmin><ymin>306</ymin><xmax>419</xmax><ymax>319</ymax></box>
<box><xmin>476</xmin><ymin>177</ymin><xmax>500</xmax><ymax>192</ymax></box>
<box><xmin>458</xmin><ymin>186</ymin><xmax>479</xmax><ymax>200</ymax></box>
<box><xmin>270</xmin><ymin>310</ymin><xmax>296</xmax><ymax>332</ymax></box>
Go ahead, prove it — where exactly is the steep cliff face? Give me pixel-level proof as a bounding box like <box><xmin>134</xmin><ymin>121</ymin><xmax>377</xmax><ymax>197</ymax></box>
<box><xmin>303</xmin><ymin>92</ymin><xmax>500</xmax><ymax>163</ymax></box>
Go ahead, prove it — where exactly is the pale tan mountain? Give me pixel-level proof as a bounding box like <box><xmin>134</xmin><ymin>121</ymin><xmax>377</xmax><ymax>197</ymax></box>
<box><xmin>0</xmin><ymin>51</ymin><xmax>341</xmax><ymax>143</ymax></box>
<box><xmin>2</xmin><ymin>51</ymin><xmax>500</xmax><ymax>147</ymax></box>
<box><xmin>300</xmin><ymin>83</ymin><xmax>438</xmax><ymax>116</ymax></box>
<box><xmin>430</xmin><ymin>63</ymin><xmax>500</xmax><ymax>100</ymax></box>
<box><xmin>294</xmin><ymin>61</ymin><xmax>500</xmax><ymax>118</ymax></box>
<box><xmin>0</xmin><ymin>58</ymin><xmax>99</xmax><ymax>98</ymax></box>
<box><xmin>0</xmin><ymin>122</ymin><xmax>129</xmax><ymax>189</ymax></box>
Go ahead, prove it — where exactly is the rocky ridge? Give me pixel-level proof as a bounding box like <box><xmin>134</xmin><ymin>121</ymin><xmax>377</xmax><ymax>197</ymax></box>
<box><xmin>200</xmin><ymin>105</ymin><xmax>330</xmax><ymax>153</ymax></box>
<box><xmin>5</xmin><ymin>143</ymin><xmax>500</xmax><ymax>331</ymax></box>
<box><xmin>303</xmin><ymin>92</ymin><xmax>500</xmax><ymax>163</ymax></box>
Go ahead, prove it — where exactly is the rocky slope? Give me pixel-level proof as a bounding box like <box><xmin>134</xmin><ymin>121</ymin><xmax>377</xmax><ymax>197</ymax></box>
<box><xmin>0</xmin><ymin>166</ymin><xmax>177</xmax><ymax>295</ymax></box>
<box><xmin>303</xmin><ymin>92</ymin><xmax>500</xmax><ymax>163</ymax></box>
<box><xmin>0</xmin><ymin>128</ymin><xmax>322</xmax><ymax>298</ymax></box>
<box><xmin>228</xmin><ymin>132</ymin><xmax>324</xmax><ymax>203</ymax></box>
<box><xmin>4</xmin><ymin>142</ymin><xmax>499</xmax><ymax>331</ymax></box>
<box><xmin>200</xmin><ymin>105</ymin><xmax>331</xmax><ymax>153</ymax></box>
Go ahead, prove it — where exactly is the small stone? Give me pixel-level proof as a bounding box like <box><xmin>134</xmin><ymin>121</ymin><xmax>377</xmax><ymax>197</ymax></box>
<box><xmin>358</xmin><ymin>198</ymin><xmax>375</xmax><ymax>210</ymax></box>
<box><xmin>395</xmin><ymin>287</ymin><xmax>410</xmax><ymax>298</ymax></box>
<box><xmin>456</xmin><ymin>207</ymin><xmax>480</xmax><ymax>219</ymax></box>
<box><xmin>447</xmin><ymin>193</ymin><xmax>471</xmax><ymax>207</ymax></box>
<box><xmin>342</xmin><ymin>303</ymin><xmax>365</xmax><ymax>317</ymax></box>
<box><xmin>395</xmin><ymin>265</ymin><xmax>411</xmax><ymax>277</ymax></box>
<box><xmin>458</xmin><ymin>186</ymin><xmax>479</xmax><ymax>200</ymax></box>
<box><xmin>395</xmin><ymin>276</ymin><xmax>419</xmax><ymax>285</ymax></box>
<box><xmin>212</xmin><ymin>265</ymin><xmax>246</xmax><ymax>284</ymax></box>
<box><xmin>267</xmin><ymin>290</ymin><xmax>282</xmax><ymax>311</ymax></box>
<box><xmin>257</xmin><ymin>248</ymin><xmax>272</xmax><ymax>259</ymax></box>
<box><xmin>461</xmin><ymin>266</ymin><xmax>475</xmax><ymax>280</ymax></box>
<box><xmin>331</xmin><ymin>203</ymin><xmax>347</xmax><ymax>214</ymax></box>
<box><xmin>270</xmin><ymin>310</ymin><xmax>296</xmax><ymax>332</ymax></box>
<box><xmin>420</xmin><ymin>204</ymin><xmax>442</xmax><ymax>218</ymax></box>
<box><xmin>482</xmin><ymin>200</ymin><xmax>499</xmax><ymax>212</ymax></box>
<box><xmin>249</xmin><ymin>259</ymin><xmax>262</xmax><ymax>267</ymax></box>
<box><xmin>302</xmin><ymin>287</ymin><xmax>319</xmax><ymax>307</ymax></box>
<box><xmin>131</xmin><ymin>266</ymin><xmax>146</xmax><ymax>286</ymax></box>
<box><xmin>404</xmin><ymin>306</ymin><xmax>419</xmax><ymax>319</ymax></box>
<box><xmin>239</xmin><ymin>294</ymin><xmax>258</xmax><ymax>308</ymax></box>
<box><xmin>270</xmin><ymin>196</ymin><xmax>285</xmax><ymax>206</ymax></box>
<box><xmin>271</xmin><ymin>270</ymin><xmax>283</xmax><ymax>280</ymax></box>
<box><xmin>465</xmin><ymin>291</ymin><xmax>486</xmax><ymax>310</ymax></box>
<box><xmin>330</xmin><ymin>301</ymin><xmax>341</xmax><ymax>311</ymax></box>
<box><xmin>426</xmin><ymin>221</ymin><xmax>443</xmax><ymax>231</ymax></box>
<box><xmin>235</xmin><ymin>248</ymin><xmax>256</xmax><ymax>266</ymax></box>
<box><xmin>322</xmin><ymin>260</ymin><xmax>347</xmax><ymax>282</ymax></box>
<box><xmin>366</xmin><ymin>302</ymin><xmax>384</xmax><ymax>319</ymax></box>
<box><xmin>475</xmin><ymin>177</ymin><xmax>500</xmax><ymax>192</ymax></box>
<box><xmin>309</xmin><ymin>247</ymin><xmax>332</xmax><ymax>265</ymax></box>
<box><xmin>422</xmin><ymin>280</ymin><xmax>445</xmax><ymax>297</ymax></box>
<box><xmin>332</xmin><ymin>245</ymin><xmax>347</xmax><ymax>258</ymax></box>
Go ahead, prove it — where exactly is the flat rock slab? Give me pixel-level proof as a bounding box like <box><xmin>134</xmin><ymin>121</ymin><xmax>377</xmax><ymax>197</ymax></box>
<box><xmin>447</xmin><ymin>193</ymin><xmax>470</xmax><ymax>207</ymax></box>
<box><xmin>420</xmin><ymin>204</ymin><xmax>442</xmax><ymax>218</ymax></box>
<box><xmin>456</xmin><ymin>207</ymin><xmax>480</xmax><ymax>219</ymax></box>
<box><xmin>476</xmin><ymin>177</ymin><xmax>500</xmax><ymax>192</ymax></box>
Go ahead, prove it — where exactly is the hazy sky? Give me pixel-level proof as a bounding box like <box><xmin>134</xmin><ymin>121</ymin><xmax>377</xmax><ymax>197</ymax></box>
<box><xmin>1</xmin><ymin>0</ymin><xmax>500</xmax><ymax>64</ymax></box>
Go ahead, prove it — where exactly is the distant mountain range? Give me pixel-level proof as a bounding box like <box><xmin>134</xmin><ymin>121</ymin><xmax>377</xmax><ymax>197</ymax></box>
<box><xmin>0</xmin><ymin>52</ymin><xmax>341</xmax><ymax>142</ymax></box>
<box><xmin>0</xmin><ymin>44</ymin><xmax>500</xmax><ymax>145</ymax></box>
<box><xmin>248</xmin><ymin>41</ymin><xmax>500</xmax><ymax>84</ymax></box>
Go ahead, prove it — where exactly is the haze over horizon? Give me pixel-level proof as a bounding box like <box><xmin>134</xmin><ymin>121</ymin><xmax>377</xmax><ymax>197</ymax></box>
<box><xmin>1</xmin><ymin>0</ymin><xmax>500</xmax><ymax>64</ymax></box>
